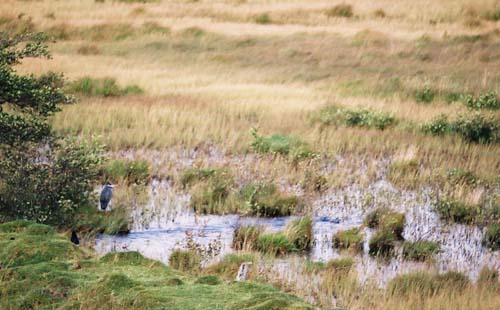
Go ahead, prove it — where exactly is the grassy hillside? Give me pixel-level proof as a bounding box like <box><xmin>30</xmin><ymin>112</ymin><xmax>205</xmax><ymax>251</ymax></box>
<box><xmin>0</xmin><ymin>221</ymin><xmax>312</xmax><ymax>310</ymax></box>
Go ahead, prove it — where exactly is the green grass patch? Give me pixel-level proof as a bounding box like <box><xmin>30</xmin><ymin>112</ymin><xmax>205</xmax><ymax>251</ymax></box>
<box><xmin>239</xmin><ymin>182</ymin><xmax>302</xmax><ymax>217</ymax></box>
<box><xmin>256</xmin><ymin>233</ymin><xmax>296</xmax><ymax>256</ymax></box>
<box><xmin>250</xmin><ymin>128</ymin><xmax>313</xmax><ymax>161</ymax></box>
<box><xmin>232</xmin><ymin>226</ymin><xmax>263</xmax><ymax>251</ymax></box>
<box><xmin>168</xmin><ymin>250</ymin><xmax>201</xmax><ymax>273</ymax></box>
<box><xmin>434</xmin><ymin>197</ymin><xmax>480</xmax><ymax>224</ymax></box>
<box><xmin>402</xmin><ymin>241</ymin><xmax>440</xmax><ymax>261</ymax></box>
<box><xmin>312</xmin><ymin>105</ymin><xmax>396</xmax><ymax>130</ymax></box>
<box><xmin>365</xmin><ymin>208</ymin><xmax>405</xmax><ymax>240</ymax></box>
<box><xmin>102</xmin><ymin>159</ymin><xmax>150</xmax><ymax>184</ymax></box>
<box><xmin>285</xmin><ymin>217</ymin><xmax>312</xmax><ymax>252</ymax></box>
<box><xmin>203</xmin><ymin>253</ymin><xmax>256</xmax><ymax>280</ymax></box>
<box><xmin>368</xmin><ymin>229</ymin><xmax>396</xmax><ymax>258</ymax></box>
<box><xmin>67</xmin><ymin>76</ymin><xmax>144</xmax><ymax>97</ymax></box>
<box><xmin>332</xmin><ymin>228</ymin><xmax>364</xmax><ymax>253</ymax></box>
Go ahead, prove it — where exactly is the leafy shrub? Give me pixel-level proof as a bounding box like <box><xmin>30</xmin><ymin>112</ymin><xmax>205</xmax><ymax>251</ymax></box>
<box><xmin>434</xmin><ymin>198</ymin><xmax>480</xmax><ymax>224</ymax></box>
<box><xmin>326</xmin><ymin>4</ymin><xmax>354</xmax><ymax>18</ymax></box>
<box><xmin>103</xmin><ymin>159</ymin><xmax>150</xmax><ymax>184</ymax></box>
<box><xmin>68</xmin><ymin>76</ymin><xmax>143</xmax><ymax>97</ymax></box>
<box><xmin>250</xmin><ymin>128</ymin><xmax>313</xmax><ymax>161</ymax></box>
<box><xmin>313</xmin><ymin>106</ymin><xmax>396</xmax><ymax>130</ymax></box>
<box><xmin>402</xmin><ymin>241</ymin><xmax>440</xmax><ymax>261</ymax></box>
<box><xmin>169</xmin><ymin>250</ymin><xmax>200</xmax><ymax>272</ymax></box>
<box><xmin>285</xmin><ymin>217</ymin><xmax>312</xmax><ymax>252</ymax></box>
<box><xmin>195</xmin><ymin>275</ymin><xmax>221</xmax><ymax>285</ymax></box>
<box><xmin>232</xmin><ymin>226</ymin><xmax>263</xmax><ymax>251</ymax></box>
<box><xmin>463</xmin><ymin>91</ymin><xmax>499</xmax><ymax>110</ymax></box>
<box><xmin>452</xmin><ymin>113</ymin><xmax>499</xmax><ymax>143</ymax></box>
<box><xmin>388</xmin><ymin>272</ymin><xmax>437</xmax><ymax>296</ymax></box>
<box><xmin>256</xmin><ymin>233</ymin><xmax>296</xmax><ymax>256</ymax></box>
<box><xmin>254</xmin><ymin>13</ymin><xmax>271</xmax><ymax>24</ymax></box>
<box><xmin>483</xmin><ymin>224</ymin><xmax>500</xmax><ymax>251</ymax></box>
<box><xmin>422</xmin><ymin>115</ymin><xmax>452</xmax><ymax>136</ymax></box>
<box><xmin>414</xmin><ymin>86</ymin><xmax>436</xmax><ymax>103</ymax></box>
<box><xmin>368</xmin><ymin>230</ymin><xmax>396</xmax><ymax>258</ymax></box>
<box><xmin>332</xmin><ymin>228</ymin><xmax>364</xmax><ymax>252</ymax></box>
<box><xmin>240</xmin><ymin>182</ymin><xmax>301</xmax><ymax>217</ymax></box>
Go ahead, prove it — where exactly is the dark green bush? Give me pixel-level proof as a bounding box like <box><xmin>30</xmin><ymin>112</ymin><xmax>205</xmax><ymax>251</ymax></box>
<box><xmin>169</xmin><ymin>250</ymin><xmax>200</xmax><ymax>272</ymax></box>
<box><xmin>463</xmin><ymin>91</ymin><xmax>499</xmax><ymax>110</ymax></box>
<box><xmin>434</xmin><ymin>198</ymin><xmax>480</xmax><ymax>224</ymax></box>
<box><xmin>402</xmin><ymin>241</ymin><xmax>440</xmax><ymax>261</ymax></box>
<box><xmin>332</xmin><ymin>228</ymin><xmax>364</xmax><ymax>252</ymax></box>
<box><xmin>250</xmin><ymin>128</ymin><xmax>313</xmax><ymax>161</ymax></box>
<box><xmin>483</xmin><ymin>224</ymin><xmax>500</xmax><ymax>251</ymax></box>
<box><xmin>452</xmin><ymin>113</ymin><xmax>499</xmax><ymax>143</ymax></box>
<box><xmin>326</xmin><ymin>4</ymin><xmax>354</xmax><ymax>18</ymax></box>
<box><xmin>232</xmin><ymin>226</ymin><xmax>263</xmax><ymax>251</ymax></box>
<box><xmin>414</xmin><ymin>86</ymin><xmax>436</xmax><ymax>103</ymax></box>
<box><xmin>368</xmin><ymin>230</ymin><xmax>396</xmax><ymax>258</ymax></box>
<box><xmin>285</xmin><ymin>217</ymin><xmax>312</xmax><ymax>252</ymax></box>
<box><xmin>313</xmin><ymin>106</ymin><xmax>396</xmax><ymax>130</ymax></box>
<box><xmin>256</xmin><ymin>233</ymin><xmax>296</xmax><ymax>256</ymax></box>
<box><xmin>68</xmin><ymin>76</ymin><xmax>143</xmax><ymax>97</ymax></box>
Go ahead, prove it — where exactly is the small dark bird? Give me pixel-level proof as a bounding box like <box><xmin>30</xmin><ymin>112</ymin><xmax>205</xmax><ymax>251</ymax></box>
<box><xmin>100</xmin><ymin>182</ymin><xmax>114</xmax><ymax>211</ymax></box>
<box><xmin>70</xmin><ymin>231</ymin><xmax>80</xmax><ymax>245</ymax></box>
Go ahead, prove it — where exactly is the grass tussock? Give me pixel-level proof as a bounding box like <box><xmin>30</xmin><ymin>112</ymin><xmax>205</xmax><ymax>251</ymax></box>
<box><xmin>284</xmin><ymin>216</ymin><xmax>313</xmax><ymax>252</ymax></box>
<box><xmin>332</xmin><ymin>228</ymin><xmax>364</xmax><ymax>253</ymax></box>
<box><xmin>402</xmin><ymin>240</ymin><xmax>440</xmax><ymax>261</ymax></box>
<box><xmin>388</xmin><ymin>271</ymin><xmax>469</xmax><ymax>297</ymax></box>
<box><xmin>168</xmin><ymin>250</ymin><xmax>201</xmax><ymax>273</ymax></box>
<box><xmin>232</xmin><ymin>226</ymin><xmax>263</xmax><ymax>251</ymax></box>
<box><xmin>240</xmin><ymin>181</ymin><xmax>302</xmax><ymax>217</ymax></box>
<box><xmin>250</xmin><ymin>128</ymin><xmax>313</xmax><ymax>161</ymax></box>
<box><xmin>102</xmin><ymin>159</ymin><xmax>150</xmax><ymax>184</ymax></box>
<box><xmin>325</xmin><ymin>4</ymin><xmax>354</xmax><ymax>18</ymax></box>
<box><xmin>256</xmin><ymin>232</ymin><xmax>296</xmax><ymax>256</ymax></box>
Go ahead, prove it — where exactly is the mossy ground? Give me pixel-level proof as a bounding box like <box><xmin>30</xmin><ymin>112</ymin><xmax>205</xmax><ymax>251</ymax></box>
<box><xmin>0</xmin><ymin>221</ymin><xmax>312</xmax><ymax>310</ymax></box>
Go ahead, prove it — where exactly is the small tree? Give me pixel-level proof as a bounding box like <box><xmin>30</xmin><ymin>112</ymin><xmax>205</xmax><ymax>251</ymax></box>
<box><xmin>0</xmin><ymin>31</ymin><xmax>102</xmax><ymax>227</ymax></box>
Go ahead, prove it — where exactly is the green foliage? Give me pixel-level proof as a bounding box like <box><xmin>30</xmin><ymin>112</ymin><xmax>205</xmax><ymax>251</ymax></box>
<box><xmin>402</xmin><ymin>241</ymin><xmax>440</xmax><ymax>261</ymax></box>
<box><xmin>240</xmin><ymin>182</ymin><xmax>301</xmax><ymax>217</ymax></box>
<box><xmin>103</xmin><ymin>159</ymin><xmax>150</xmax><ymax>184</ymax></box>
<box><xmin>332</xmin><ymin>228</ymin><xmax>364</xmax><ymax>252</ymax></box>
<box><xmin>256</xmin><ymin>233</ymin><xmax>296</xmax><ymax>256</ymax></box>
<box><xmin>169</xmin><ymin>250</ymin><xmax>201</xmax><ymax>272</ymax></box>
<box><xmin>414</xmin><ymin>86</ymin><xmax>436</xmax><ymax>103</ymax></box>
<box><xmin>0</xmin><ymin>138</ymin><xmax>103</xmax><ymax>227</ymax></box>
<box><xmin>232</xmin><ymin>226</ymin><xmax>263</xmax><ymax>251</ymax></box>
<box><xmin>285</xmin><ymin>217</ymin><xmax>312</xmax><ymax>252</ymax></box>
<box><xmin>254</xmin><ymin>13</ymin><xmax>272</xmax><ymax>24</ymax></box>
<box><xmin>195</xmin><ymin>275</ymin><xmax>221</xmax><ymax>285</ymax></box>
<box><xmin>67</xmin><ymin>76</ymin><xmax>143</xmax><ymax>97</ymax></box>
<box><xmin>422</xmin><ymin>114</ymin><xmax>452</xmax><ymax>136</ymax></box>
<box><xmin>313</xmin><ymin>105</ymin><xmax>396</xmax><ymax>130</ymax></box>
<box><xmin>434</xmin><ymin>198</ymin><xmax>480</xmax><ymax>224</ymax></box>
<box><xmin>326</xmin><ymin>4</ymin><xmax>354</xmax><ymax>18</ymax></box>
<box><xmin>483</xmin><ymin>224</ymin><xmax>500</xmax><ymax>251</ymax></box>
<box><xmin>463</xmin><ymin>91</ymin><xmax>499</xmax><ymax>110</ymax></box>
<box><xmin>368</xmin><ymin>230</ymin><xmax>396</xmax><ymax>258</ymax></box>
<box><xmin>250</xmin><ymin>128</ymin><xmax>313</xmax><ymax>161</ymax></box>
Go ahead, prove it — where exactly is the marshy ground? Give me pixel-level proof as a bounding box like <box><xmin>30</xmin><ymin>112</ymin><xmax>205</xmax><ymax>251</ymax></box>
<box><xmin>2</xmin><ymin>0</ymin><xmax>500</xmax><ymax>309</ymax></box>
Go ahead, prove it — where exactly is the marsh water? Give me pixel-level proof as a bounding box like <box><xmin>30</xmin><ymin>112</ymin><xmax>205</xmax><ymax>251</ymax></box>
<box><xmin>95</xmin><ymin>178</ymin><xmax>500</xmax><ymax>288</ymax></box>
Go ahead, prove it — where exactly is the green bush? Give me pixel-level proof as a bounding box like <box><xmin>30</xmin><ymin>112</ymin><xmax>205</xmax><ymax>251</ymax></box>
<box><xmin>483</xmin><ymin>224</ymin><xmax>500</xmax><ymax>251</ymax></box>
<box><xmin>402</xmin><ymin>241</ymin><xmax>440</xmax><ymax>261</ymax></box>
<box><xmin>414</xmin><ymin>86</ymin><xmax>436</xmax><ymax>103</ymax></box>
<box><xmin>103</xmin><ymin>159</ymin><xmax>150</xmax><ymax>184</ymax></box>
<box><xmin>256</xmin><ymin>233</ymin><xmax>296</xmax><ymax>256</ymax></box>
<box><xmin>195</xmin><ymin>275</ymin><xmax>221</xmax><ymax>285</ymax></box>
<box><xmin>332</xmin><ymin>228</ymin><xmax>364</xmax><ymax>252</ymax></box>
<box><xmin>68</xmin><ymin>76</ymin><xmax>143</xmax><ymax>97</ymax></box>
<box><xmin>313</xmin><ymin>106</ymin><xmax>396</xmax><ymax>130</ymax></box>
<box><xmin>326</xmin><ymin>4</ymin><xmax>354</xmax><ymax>18</ymax></box>
<box><xmin>285</xmin><ymin>217</ymin><xmax>312</xmax><ymax>252</ymax></box>
<box><xmin>168</xmin><ymin>250</ymin><xmax>200</xmax><ymax>272</ymax></box>
<box><xmin>452</xmin><ymin>113</ymin><xmax>499</xmax><ymax>143</ymax></box>
<box><xmin>434</xmin><ymin>198</ymin><xmax>480</xmax><ymax>224</ymax></box>
<box><xmin>250</xmin><ymin>128</ymin><xmax>313</xmax><ymax>161</ymax></box>
<box><xmin>240</xmin><ymin>182</ymin><xmax>301</xmax><ymax>217</ymax></box>
<box><xmin>422</xmin><ymin>114</ymin><xmax>452</xmax><ymax>136</ymax></box>
<box><xmin>463</xmin><ymin>91</ymin><xmax>499</xmax><ymax>110</ymax></box>
<box><xmin>368</xmin><ymin>230</ymin><xmax>396</xmax><ymax>258</ymax></box>
<box><xmin>232</xmin><ymin>226</ymin><xmax>263</xmax><ymax>251</ymax></box>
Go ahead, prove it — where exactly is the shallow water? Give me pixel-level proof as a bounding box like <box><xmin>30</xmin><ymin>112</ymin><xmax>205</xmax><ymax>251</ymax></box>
<box><xmin>95</xmin><ymin>178</ymin><xmax>500</xmax><ymax>288</ymax></box>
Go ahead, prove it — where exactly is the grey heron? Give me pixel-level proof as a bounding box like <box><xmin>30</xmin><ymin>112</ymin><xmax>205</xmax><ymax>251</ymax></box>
<box><xmin>100</xmin><ymin>182</ymin><xmax>114</xmax><ymax>211</ymax></box>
